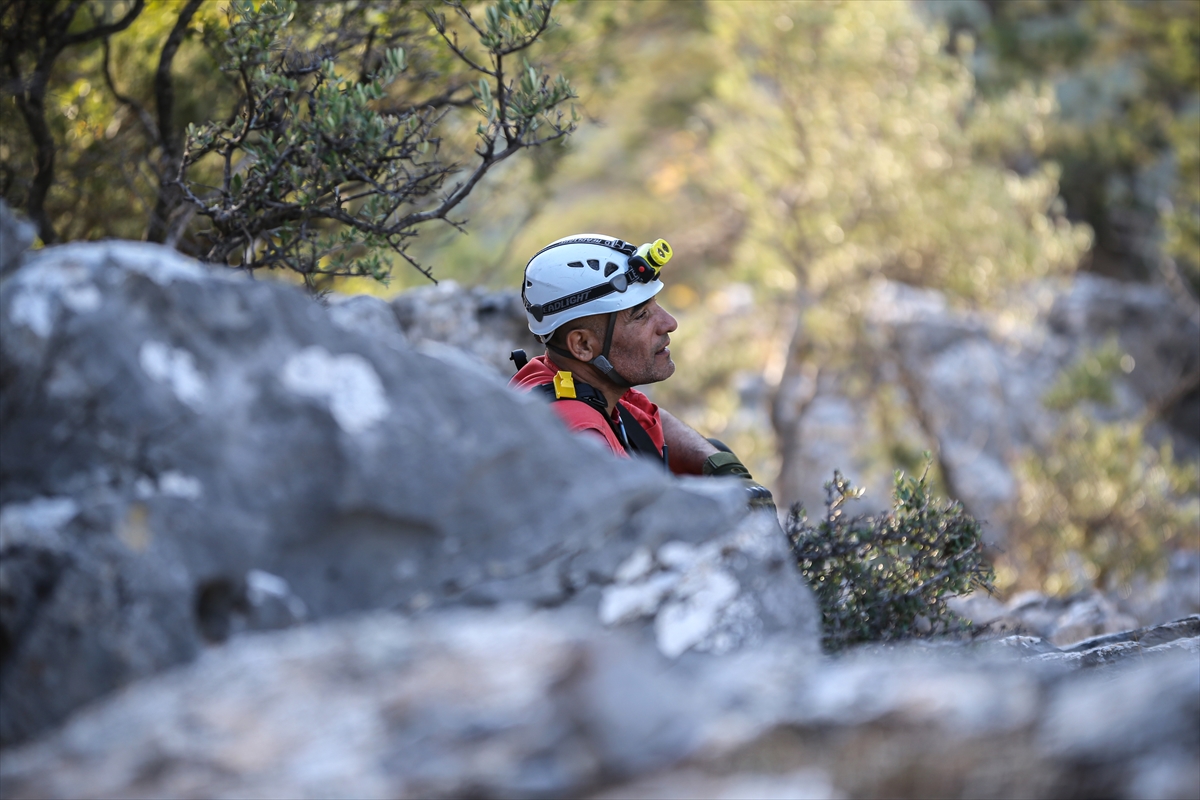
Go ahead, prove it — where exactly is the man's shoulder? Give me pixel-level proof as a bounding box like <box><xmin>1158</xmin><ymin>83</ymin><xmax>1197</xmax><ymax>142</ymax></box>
<box><xmin>619</xmin><ymin>386</ymin><xmax>660</xmax><ymax>421</ymax></box>
<box><xmin>509</xmin><ymin>355</ymin><xmax>611</xmax><ymax>425</ymax></box>
<box><xmin>509</xmin><ymin>354</ymin><xmax>557</xmax><ymax>390</ymax></box>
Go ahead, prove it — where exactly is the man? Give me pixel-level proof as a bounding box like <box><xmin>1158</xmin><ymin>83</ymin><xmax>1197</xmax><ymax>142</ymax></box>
<box><xmin>509</xmin><ymin>233</ymin><xmax>772</xmax><ymax>504</ymax></box>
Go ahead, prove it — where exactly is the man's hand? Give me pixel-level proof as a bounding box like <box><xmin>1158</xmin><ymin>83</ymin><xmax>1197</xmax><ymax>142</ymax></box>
<box><xmin>702</xmin><ymin>452</ymin><xmax>776</xmax><ymax>512</ymax></box>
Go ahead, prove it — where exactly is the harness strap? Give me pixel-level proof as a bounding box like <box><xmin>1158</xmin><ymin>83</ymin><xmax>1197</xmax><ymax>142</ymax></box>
<box><xmin>534</xmin><ymin>378</ymin><xmax>663</xmax><ymax>464</ymax></box>
<box><xmin>535</xmin><ymin>380</ymin><xmax>608</xmax><ymax>416</ymax></box>
<box><xmin>616</xmin><ymin>402</ymin><xmax>661</xmax><ymax>459</ymax></box>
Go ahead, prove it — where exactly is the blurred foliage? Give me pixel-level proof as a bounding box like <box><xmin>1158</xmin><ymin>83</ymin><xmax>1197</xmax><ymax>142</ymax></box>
<box><xmin>686</xmin><ymin>0</ymin><xmax>1090</xmax><ymax>496</ymax></box>
<box><xmin>1</xmin><ymin>0</ymin><xmax>575</xmax><ymax>285</ymax></box>
<box><xmin>1163</xmin><ymin>111</ymin><xmax>1200</xmax><ymax>295</ymax></box>
<box><xmin>1004</xmin><ymin>342</ymin><xmax>1200</xmax><ymax>595</ymax></box>
<box><xmin>1041</xmin><ymin>337</ymin><xmax>1127</xmax><ymax>411</ymax></box>
<box><xmin>788</xmin><ymin>465</ymin><xmax>994</xmax><ymax>651</ymax></box>
<box><xmin>927</xmin><ymin>0</ymin><xmax>1200</xmax><ymax>289</ymax></box>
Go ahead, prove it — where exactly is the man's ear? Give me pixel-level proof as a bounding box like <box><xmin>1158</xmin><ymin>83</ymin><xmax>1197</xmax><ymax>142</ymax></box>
<box><xmin>564</xmin><ymin>327</ymin><xmax>596</xmax><ymax>361</ymax></box>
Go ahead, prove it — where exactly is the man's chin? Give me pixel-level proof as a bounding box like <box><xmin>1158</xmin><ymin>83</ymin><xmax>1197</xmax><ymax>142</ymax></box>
<box><xmin>624</xmin><ymin>362</ymin><xmax>674</xmax><ymax>387</ymax></box>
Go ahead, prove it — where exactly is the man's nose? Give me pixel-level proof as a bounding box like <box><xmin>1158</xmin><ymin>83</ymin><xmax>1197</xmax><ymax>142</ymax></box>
<box><xmin>658</xmin><ymin>307</ymin><xmax>678</xmax><ymax>334</ymax></box>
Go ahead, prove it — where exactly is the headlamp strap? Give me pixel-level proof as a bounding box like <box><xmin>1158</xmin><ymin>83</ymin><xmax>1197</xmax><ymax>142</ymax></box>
<box><xmin>525</xmin><ymin>281</ymin><xmax>620</xmax><ymax>323</ymax></box>
<box><xmin>527</xmin><ymin>237</ymin><xmax>636</xmax><ymax>263</ymax></box>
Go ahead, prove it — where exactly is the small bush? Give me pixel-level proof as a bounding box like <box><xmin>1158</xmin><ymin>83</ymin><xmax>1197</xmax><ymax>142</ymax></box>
<box><xmin>787</xmin><ymin>466</ymin><xmax>995</xmax><ymax>651</ymax></box>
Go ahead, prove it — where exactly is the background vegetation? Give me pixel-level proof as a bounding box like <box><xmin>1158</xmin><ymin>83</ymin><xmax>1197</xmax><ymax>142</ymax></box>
<box><xmin>4</xmin><ymin>0</ymin><xmax>1197</xmax><ymax>604</ymax></box>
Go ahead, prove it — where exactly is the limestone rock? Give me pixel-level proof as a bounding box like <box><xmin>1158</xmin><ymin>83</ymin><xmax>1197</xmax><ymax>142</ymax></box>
<box><xmin>325</xmin><ymin>292</ymin><xmax>408</xmax><ymax>348</ymax></box>
<box><xmin>390</xmin><ymin>279</ymin><xmax>541</xmax><ymax>377</ymax></box>
<box><xmin>2</xmin><ymin>606</ymin><xmax>1195</xmax><ymax>800</ymax></box>
<box><xmin>958</xmin><ymin>589</ymin><xmax>1144</xmax><ymax>646</ymax></box>
<box><xmin>0</xmin><ymin>607</ymin><xmax>813</xmax><ymax>800</ymax></box>
<box><xmin>599</xmin><ymin>511</ymin><xmax>812</xmax><ymax>658</ymax></box>
<box><xmin>0</xmin><ymin>240</ymin><xmax>817</xmax><ymax>746</ymax></box>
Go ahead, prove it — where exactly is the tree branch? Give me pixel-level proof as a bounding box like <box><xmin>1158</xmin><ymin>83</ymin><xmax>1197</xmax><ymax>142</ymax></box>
<box><xmin>102</xmin><ymin>36</ymin><xmax>158</xmax><ymax>141</ymax></box>
<box><xmin>146</xmin><ymin>0</ymin><xmax>202</xmax><ymax>243</ymax></box>
<box><xmin>61</xmin><ymin>0</ymin><xmax>144</xmax><ymax>47</ymax></box>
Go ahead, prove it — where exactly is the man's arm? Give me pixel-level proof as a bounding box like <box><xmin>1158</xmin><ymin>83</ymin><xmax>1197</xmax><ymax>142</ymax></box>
<box><xmin>660</xmin><ymin>408</ymin><xmax>719</xmax><ymax>475</ymax></box>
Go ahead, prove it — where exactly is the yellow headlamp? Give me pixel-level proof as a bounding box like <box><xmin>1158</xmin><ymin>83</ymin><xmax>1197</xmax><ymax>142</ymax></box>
<box><xmin>628</xmin><ymin>238</ymin><xmax>672</xmax><ymax>282</ymax></box>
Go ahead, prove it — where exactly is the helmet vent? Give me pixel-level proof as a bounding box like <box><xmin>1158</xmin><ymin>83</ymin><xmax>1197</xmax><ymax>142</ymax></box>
<box><xmin>525</xmin><ymin>280</ymin><xmax>532</xmax><ymax>287</ymax></box>
<box><xmin>567</xmin><ymin>261</ymin><xmax>584</xmax><ymax>269</ymax></box>
<box><xmin>604</xmin><ymin>262</ymin><xmax>619</xmax><ymax>276</ymax></box>
<box><xmin>587</xmin><ymin>259</ymin><xmax>600</xmax><ymax>270</ymax></box>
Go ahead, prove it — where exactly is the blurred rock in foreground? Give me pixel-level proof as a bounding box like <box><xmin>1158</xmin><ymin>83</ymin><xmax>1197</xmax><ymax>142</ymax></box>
<box><xmin>1</xmin><ymin>606</ymin><xmax>1196</xmax><ymax>800</ymax></box>
<box><xmin>0</xmin><ymin>219</ymin><xmax>817</xmax><ymax>746</ymax></box>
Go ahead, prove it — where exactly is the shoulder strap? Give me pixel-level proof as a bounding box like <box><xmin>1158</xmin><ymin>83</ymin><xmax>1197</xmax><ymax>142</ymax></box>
<box><xmin>615</xmin><ymin>402</ymin><xmax>661</xmax><ymax>460</ymax></box>
<box><xmin>534</xmin><ymin>380</ymin><xmax>608</xmax><ymax>416</ymax></box>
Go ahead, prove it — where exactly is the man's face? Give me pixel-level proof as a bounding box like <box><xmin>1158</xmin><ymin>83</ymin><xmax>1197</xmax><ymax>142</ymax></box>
<box><xmin>608</xmin><ymin>297</ymin><xmax>678</xmax><ymax>386</ymax></box>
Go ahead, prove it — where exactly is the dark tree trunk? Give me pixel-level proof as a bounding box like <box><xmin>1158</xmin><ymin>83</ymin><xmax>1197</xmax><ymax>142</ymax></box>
<box><xmin>145</xmin><ymin>0</ymin><xmax>203</xmax><ymax>244</ymax></box>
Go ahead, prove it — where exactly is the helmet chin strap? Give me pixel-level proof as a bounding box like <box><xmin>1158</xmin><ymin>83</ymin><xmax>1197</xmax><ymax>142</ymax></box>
<box><xmin>547</xmin><ymin>312</ymin><xmax>631</xmax><ymax>388</ymax></box>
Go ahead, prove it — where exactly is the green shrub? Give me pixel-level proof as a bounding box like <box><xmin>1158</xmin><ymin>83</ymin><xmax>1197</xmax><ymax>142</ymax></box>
<box><xmin>787</xmin><ymin>466</ymin><xmax>995</xmax><ymax>651</ymax></box>
<box><xmin>1004</xmin><ymin>342</ymin><xmax>1200</xmax><ymax>595</ymax></box>
<box><xmin>1006</xmin><ymin>414</ymin><xmax>1199</xmax><ymax>596</ymax></box>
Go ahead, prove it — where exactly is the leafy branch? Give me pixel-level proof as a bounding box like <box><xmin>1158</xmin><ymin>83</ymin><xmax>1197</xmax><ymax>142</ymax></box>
<box><xmin>176</xmin><ymin>0</ymin><xmax>577</xmax><ymax>290</ymax></box>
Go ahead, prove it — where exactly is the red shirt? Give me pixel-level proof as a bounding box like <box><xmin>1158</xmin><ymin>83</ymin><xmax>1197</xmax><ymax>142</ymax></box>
<box><xmin>510</xmin><ymin>354</ymin><xmax>665</xmax><ymax>459</ymax></box>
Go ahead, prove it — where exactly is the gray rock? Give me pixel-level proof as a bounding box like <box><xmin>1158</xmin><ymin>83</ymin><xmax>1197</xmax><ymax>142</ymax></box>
<box><xmin>3</xmin><ymin>606</ymin><xmax>1195</xmax><ymax>800</ymax></box>
<box><xmin>1117</xmin><ymin>550</ymin><xmax>1200</xmax><ymax>627</ymax></box>
<box><xmin>0</xmin><ymin>200</ymin><xmax>36</xmax><ymax>278</ymax></box>
<box><xmin>0</xmin><ymin>240</ymin><xmax>816</xmax><ymax>745</ymax></box>
<box><xmin>979</xmin><ymin>634</ymin><xmax>1063</xmax><ymax>657</ymax></box>
<box><xmin>590</xmin><ymin>768</ymin><xmax>841</xmax><ymax>800</ymax></box>
<box><xmin>0</xmin><ymin>607</ymin><xmax>816</xmax><ymax>800</ymax></box>
<box><xmin>597</xmin><ymin>510</ymin><xmax>814</xmax><ymax>658</ymax></box>
<box><xmin>391</xmin><ymin>279</ymin><xmax>541</xmax><ymax>377</ymax></box>
<box><xmin>1040</xmin><ymin>650</ymin><xmax>1200</xmax><ymax>798</ymax></box>
<box><xmin>973</xmin><ymin>590</ymin><xmax>1142</xmax><ymax>647</ymax></box>
<box><xmin>325</xmin><ymin>293</ymin><xmax>407</xmax><ymax>347</ymax></box>
<box><xmin>1032</xmin><ymin>634</ymin><xmax>1200</xmax><ymax>671</ymax></box>
<box><xmin>781</xmin><ymin>276</ymin><xmax>1199</xmax><ymax>539</ymax></box>
<box><xmin>1061</xmin><ymin>614</ymin><xmax>1200</xmax><ymax>653</ymax></box>
<box><xmin>1048</xmin><ymin>274</ymin><xmax>1200</xmax><ymax>428</ymax></box>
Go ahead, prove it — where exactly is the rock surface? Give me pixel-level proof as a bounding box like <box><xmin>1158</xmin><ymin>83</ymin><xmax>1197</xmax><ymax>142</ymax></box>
<box><xmin>778</xmin><ymin>277</ymin><xmax>1200</xmax><ymax>534</ymax></box>
<box><xmin>950</xmin><ymin>555</ymin><xmax>1200</xmax><ymax>641</ymax></box>
<box><xmin>390</xmin><ymin>279</ymin><xmax>542</xmax><ymax>377</ymax></box>
<box><xmin>0</xmin><ymin>235</ymin><xmax>818</xmax><ymax>746</ymax></box>
<box><xmin>1</xmin><ymin>605</ymin><xmax>1196</xmax><ymax>800</ymax></box>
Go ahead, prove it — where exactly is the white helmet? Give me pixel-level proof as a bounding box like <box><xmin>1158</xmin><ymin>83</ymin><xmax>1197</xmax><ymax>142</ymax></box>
<box><xmin>522</xmin><ymin>234</ymin><xmax>672</xmax><ymax>338</ymax></box>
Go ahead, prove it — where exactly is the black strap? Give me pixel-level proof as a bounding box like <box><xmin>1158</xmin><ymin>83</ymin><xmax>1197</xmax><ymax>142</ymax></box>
<box><xmin>524</xmin><ymin>280</ymin><xmax>623</xmax><ymax>322</ymax></box>
<box><xmin>616</xmin><ymin>402</ymin><xmax>662</xmax><ymax>460</ymax></box>
<box><xmin>534</xmin><ymin>381</ymin><xmax>608</xmax><ymax>416</ymax></box>
<box><xmin>527</xmin><ymin>236</ymin><xmax>636</xmax><ymax>262</ymax></box>
<box><xmin>533</xmin><ymin>379</ymin><xmax>663</xmax><ymax>463</ymax></box>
